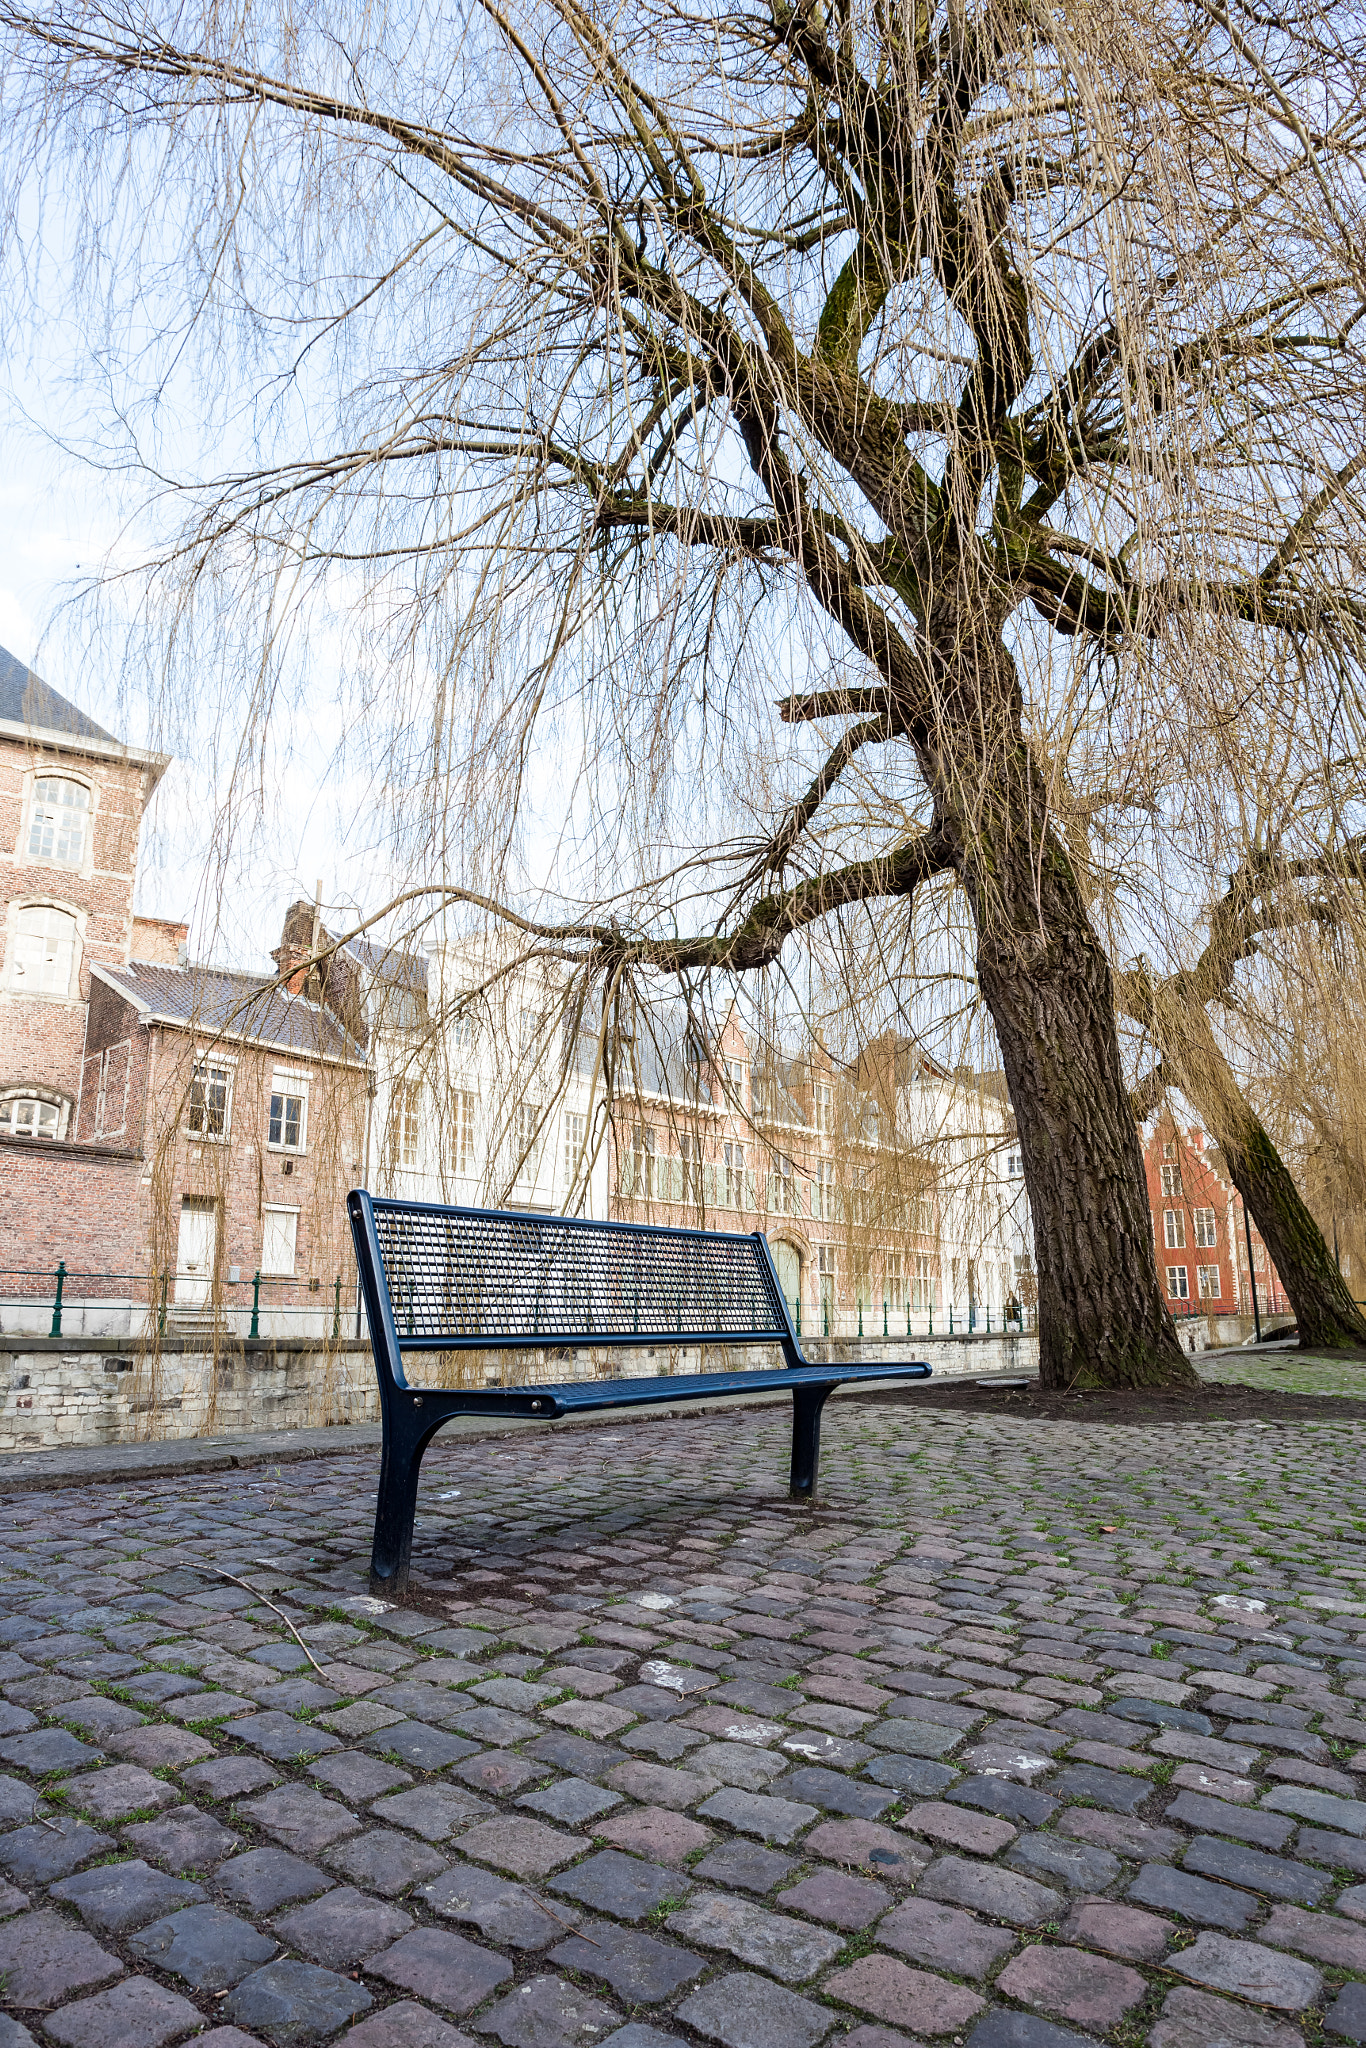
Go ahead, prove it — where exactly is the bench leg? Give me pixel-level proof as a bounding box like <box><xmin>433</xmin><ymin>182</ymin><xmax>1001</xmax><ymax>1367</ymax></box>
<box><xmin>370</xmin><ymin>1400</ymin><xmax>437</xmax><ymax>1599</ymax></box>
<box><xmin>789</xmin><ymin>1385</ymin><xmax>831</xmax><ymax>1500</ymax></box>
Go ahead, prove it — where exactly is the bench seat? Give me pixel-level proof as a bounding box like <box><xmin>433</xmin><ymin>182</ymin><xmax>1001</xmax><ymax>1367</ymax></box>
<box><xmin>349</xmin><ymin>1189</ymin><xmax>930</xmax><ymax>1595</ymax></box>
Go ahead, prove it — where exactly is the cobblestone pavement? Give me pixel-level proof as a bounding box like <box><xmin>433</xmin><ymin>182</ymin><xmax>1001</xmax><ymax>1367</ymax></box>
<box><xmin>2</xmin><ymin>1394</ymin><xmax>1366</xmax><ymax>2048</ymax></box>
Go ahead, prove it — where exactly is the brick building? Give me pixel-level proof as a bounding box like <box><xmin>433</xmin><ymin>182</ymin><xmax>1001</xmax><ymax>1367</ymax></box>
<box><xmin>1142</xmin><ymin>1117</ymin><xmax>1289</xmax><ymax>1323</ymax></box>
<box><xmin>0</xmin><ymin>649</ymin><xmax>370</xmax><ymax>1336</ymax></box>
<box><xmin>1</xmin><ymin>644</ymin><xmax>170</xmax><ymax>1144</ymax></box>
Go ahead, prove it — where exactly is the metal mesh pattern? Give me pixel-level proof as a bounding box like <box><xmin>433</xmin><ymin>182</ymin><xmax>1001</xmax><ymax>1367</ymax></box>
<box><xmin>369</xmin><ymin>1201</ymin><xmax>787</xmax><ymax>1344</ymax></box>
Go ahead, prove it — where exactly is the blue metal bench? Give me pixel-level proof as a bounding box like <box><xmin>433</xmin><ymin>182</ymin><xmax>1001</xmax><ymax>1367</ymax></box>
<box><xmin>348</xmin><ymin>1190</ymin><xmax>931</xmax><ymax>1595</ymax></box>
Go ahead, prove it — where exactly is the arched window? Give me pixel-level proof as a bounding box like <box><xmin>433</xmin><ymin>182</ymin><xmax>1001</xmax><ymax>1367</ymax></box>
<box><xmin>10</xmin><ymin>905</ymin><xmax>80</xmax><ymax>995</ymax></box>
<box><xmin>28</xmin><ymin>778</ymin><xmax>90</xmax><ymax>865</ymax></box>
<box><xmin>0</xmin><ymin>1090</ymin><xmax>71</xmax><ymax>1139</ymax></box>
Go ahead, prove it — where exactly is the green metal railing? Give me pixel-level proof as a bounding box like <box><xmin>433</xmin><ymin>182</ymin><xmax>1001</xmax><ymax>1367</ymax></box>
<box><xmin>3</xmin><ymin>1265</ymin><xmax>353</xmax><ymax>1341</ymax></box>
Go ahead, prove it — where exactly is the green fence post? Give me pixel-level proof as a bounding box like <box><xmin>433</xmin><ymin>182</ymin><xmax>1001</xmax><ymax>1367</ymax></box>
<box><xmin>949</xmin><ymin>1302</ymin><xmax>954</xmax><ymax>1333</ymax></box>
<box><xmin>858</xmin><ymin>1298</ymin><xmax>864</xmax><ymax>1337</ymax></box>
<box><xmin>823</xmin><ymin>1297</ymin><xmax>829</xmax><ymax>1337</ymax></box>
<box><xmin>50</xmin><ymin>1260</ymin><xmax>66</xmax><ymax>1338</ymax></box>
<box><xmin>987</xmin><ymin>1304</ymin><xmax>992</xmax><ymax>1333</ymax></box>
<box><xmin>883</xmin><ymin>1298</ymin><xmax>888</xmax><ymax>1336</ymax></box>
<box><xmin>333</xmin><ymin>1274</ymin><xmax>342</xmax><ymax>1341</ymax></box>
<box><xmin>928</xmin><ymin>1302</ymin><xmax>933</xmax><ymax>1335</ymax></box>
<box><xmin>250</xmin><ymin>1270</ymin><xmax>261</xmax><ymax>1341</ymax></box>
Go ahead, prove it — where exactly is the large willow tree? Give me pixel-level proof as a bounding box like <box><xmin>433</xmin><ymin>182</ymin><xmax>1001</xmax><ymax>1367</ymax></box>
<box><xmin>4</xmin><ymin>0</ymin><xmax>1364</xmax><ymax>1385</ymax></box>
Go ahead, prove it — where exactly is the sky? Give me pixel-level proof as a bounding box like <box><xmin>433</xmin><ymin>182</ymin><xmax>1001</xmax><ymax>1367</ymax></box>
<box><xmin>0</xmin><ymin>398</ymin><xmax>386</xmax><ymax>973</ymax></box>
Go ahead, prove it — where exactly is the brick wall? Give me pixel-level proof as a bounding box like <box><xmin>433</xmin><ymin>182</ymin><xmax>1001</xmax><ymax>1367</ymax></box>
<box><xmin>0</xmin><ymin>733</ymin><xmax>157</xmax><ymax>1115</ymax></box>
<box><xmin>0</xmin><ymin>1135</ymin><xmax>145</xmax><ymax>1296</ymax></box>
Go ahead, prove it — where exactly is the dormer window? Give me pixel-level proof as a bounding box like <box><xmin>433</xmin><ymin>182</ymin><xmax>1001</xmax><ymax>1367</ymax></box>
<box><xmin>28</xmin><ymin>778</ymin><xmax>89</xmax><ymax>866</ymax></box>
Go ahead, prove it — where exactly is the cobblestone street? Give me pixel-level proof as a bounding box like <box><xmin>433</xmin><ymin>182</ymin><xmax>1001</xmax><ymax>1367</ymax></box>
<box><xmin>2</xmin><ymin>1389</ymin><xmax>1366</xmax><ymax>2048</ymax></box>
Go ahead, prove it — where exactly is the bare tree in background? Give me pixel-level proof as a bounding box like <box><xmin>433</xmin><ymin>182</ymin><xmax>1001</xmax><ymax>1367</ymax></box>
<box><xmin>4</xmin><ymin>0</ymin><xmax>1366</xmax><ymax>1387</ymax></box>
<box><xmin>1118</xmin><ymin>842</ymin><xmax>1366</xmax><ymax>1349</ymax></box>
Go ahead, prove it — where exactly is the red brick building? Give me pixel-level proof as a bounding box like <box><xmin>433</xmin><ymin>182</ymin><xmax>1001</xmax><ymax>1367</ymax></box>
<box><xmin>1</xmin><ymin>644</ymin><xmax>170</xmax><ymax>1144</ymax></box>
<box><xmin>1141</xmin><ymin>1118</ymin><xmax>1289</xmax><ymax>1323</ymax></box>
<box><xmin>0</xmin><ymin>648</ymin><xmax>370</xmax><ymax>1336</ymax></box>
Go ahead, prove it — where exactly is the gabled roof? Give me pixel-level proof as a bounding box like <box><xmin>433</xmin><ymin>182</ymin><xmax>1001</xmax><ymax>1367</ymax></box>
<box><xmin>0</xmin><ymin>644</ymin><xmax>118</xmax><ymax>742</ymax></box>
<box><xmin>92</xmin><ymin>960</ymin><xmax>368</xmax><ymax>1066</ymax></box>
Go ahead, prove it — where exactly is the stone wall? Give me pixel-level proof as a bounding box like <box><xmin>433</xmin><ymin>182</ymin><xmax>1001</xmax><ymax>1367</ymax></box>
<box><xmin>0</xmin><ymin>1326</ymin><xmax>1037</xmax><ymax>1452</ymax></box>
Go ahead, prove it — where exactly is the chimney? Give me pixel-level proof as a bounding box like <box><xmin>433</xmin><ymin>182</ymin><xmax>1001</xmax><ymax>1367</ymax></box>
<box><xmin>272</xmin><ymin>898</ymin><xmax>323</xmax><ymax>996</ymax></box>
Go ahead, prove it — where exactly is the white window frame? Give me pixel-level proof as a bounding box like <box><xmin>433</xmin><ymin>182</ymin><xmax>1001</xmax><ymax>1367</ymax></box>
<box><xmin>1167</xmin><ymin>1264</ymin><xmax>1189</xmax><ymax>1300</ymax></box>
<box><xmin>818</xmin><ymin>1243</ymin><xmax>836</xmax><ymax>1311</ymax></box>
<box><xmin>678</xmin><ymin>1130</ymin><xmax>703</xmax><ymax>1205</ymax></box>
<box><xmin>266</xmin><ymin>1069</ymin><xmax>309</xmax><ymax>1153</ymax></box>
<box><xmin>813</xmin><ymin>1157</ymin><xmax>835</xmax><ymax>1221</ymax></box>
<box><xmin>187</xmin><ymin>1056</ymin><xmax>235</xmax><ymax>1142</ymax></box>
<box><xmin>1193</xmin><ymin>1206</ymin><xmax>1217</xmax><ymax>1248</ymax></box>
<box><xmin>260</xmin><ymin>1205</ymin><xmax>300</xmax><ymax>1277</ymax></box>
<box><xmin>561</xmin><ymin>1107</ymin><xmax>585</xmax><ymax>1188</ymax></box>
<box><xmin>1197</xmin><ymin>1263</ymin><xmax>1221</xmax><ymax>1299</ymax></box>
<box><xmin>514</xmin><ymin>1099</ymin><xmax>544</xmax><ymax>1185</ymax></box>
<box><xmin>1163</xmin><ymin>1208</ymin><xmax>1186</xmax><ymax>1249</ymax></box>
<box><xmin>1159</xmin><ymin>1162</ymin><xmax>1182</xmax><ymax>1197</ymax></box>
<box><xmin>8</xmin><ymin>901</ymin><xmax>82</xmax><ymax>998</ymax></box>
<box><xmin>451</xmin><ymin>1086</ymin><xmax>479</xmax><ymax>1175</ymax></box>
<box><xmin>724</xmin><ymin>1139</ymin><xmax>745</xmax><ymax>1210</ymax></box>
<box><xmin>813</xmin><ymin>1081</ymin><xmax>833</xmax><ymax>1134</ymax></box>
<box><xmin>392</xmin><ymin>1078</ymin><xmax>422</xmax><ymax>1169</ymax></box>
<box><xmin>26</xmin><ymin>774</ymin><xmax>92</xmax><ymax>870</ymax></box>
<box><xmin>0</xmin><ymin>1088</ymin><xmax>71</xmax><ymax>1140</ymax></box>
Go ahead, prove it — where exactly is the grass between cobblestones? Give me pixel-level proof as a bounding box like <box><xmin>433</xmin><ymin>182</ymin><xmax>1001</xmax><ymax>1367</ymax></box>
<box><xmin>0</xmin><ymin>1392</ymin><xmax>1364</xmax><ymax>2046</ymax></box>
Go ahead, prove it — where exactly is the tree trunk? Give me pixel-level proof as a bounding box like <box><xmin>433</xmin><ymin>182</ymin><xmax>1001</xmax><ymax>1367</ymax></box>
<box><xmin>924</xmin><ymin>623</ymin><xmax>1196</xmax><ymax>1391</ymax></box>
<box><xmin>1147</xmin><ymin>990</ymin><xmax>1366</xmax><ymax>1350</ymax></box>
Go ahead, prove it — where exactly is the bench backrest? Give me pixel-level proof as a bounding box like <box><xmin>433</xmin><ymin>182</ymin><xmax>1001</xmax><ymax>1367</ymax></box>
<box><xmin>348</xmin><ymin>1189</ymin><xmax>804</xmax><ymax>1387</ymax></box>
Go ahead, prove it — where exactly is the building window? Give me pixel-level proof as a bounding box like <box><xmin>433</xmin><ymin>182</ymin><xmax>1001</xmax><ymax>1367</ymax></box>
<box><xmin>1197</xmin><ymin>1263</ymin><xmax>1221</xmax><ymax>1299</ymax></box>
<box><xmin>726</xmin><ymin>1059</ymin><xmax>747</xmax><ymax>1110</ymax></box>
<box><xmin>514</xmin><ymin>1100</ymin><xmax>543</xmax><ymax>1184</ymax></box>
<box><xmin>1167</xmin><ymin>1265</ymin><xmax>1189</xmax><ymax>1300</ymax></box>
<box><xmin>260</xmin><ymin>1206</ymin><xmax>299</xmax><ymax>1276</ymax></box>
<box><xmin>562</xmin><ymin>1108</ymin><xmax>584</xmax><ymax>1186</ymax></box>
<box><xmin>818</xmin><ymin>1243</ymin><xmax>836</xmax><ymax>1313</ymax></box>
<box><xmin>813</xmin><ymin>1157</ymin><xmax>835</xmax><ymax>1221</ymax></box>
<box><xmin>1159</xmin><ymin>1161</ymin><xmax>1182</xmax><ymax>1196</ymax></box>
<box><xmin>451</xmin><ymin>1089</ymin><xmax>478</xmax><ymax>1175</ymax></box>
<box><xmin>813</xmin><ymin>1081</ymin><xmax>832</xmax><ymax>1134</ymax></box>
<box><xmin>679</xmin><ymin>1131</ymin><xmax>702</xmax><ymax>1205</ymax></box>
<box><xmin>1163</xmin><ymin>1208</ymin><xmax>1186</xmax><ymax>1249</ymax></box>
<box><xmin>1193</xmin><ymin>1206</ymin><xmax>1217</xmax><ymax>1247</ymax></box>
<box><xmin>0</xmin><ymin>1091</ymin><xmax>68</xmax><ymax>1139</ymax></box>
<box><xmin>723</xmin><ymin>1140</ymin><xmax>745</xmax><ymax>1209</ymax></box>
<box><xmin>267</xmin><ymin>1076</ymin><xmax>307</xmax><ymax>1152</ymax></box>
<box><xmin>387</xmin><ymin>1079</ymin><xmax>421</xmax><ymax>1168</ymax></box>
<box><xmin>885</xmin><ymin>1250</ymin><xmax>904</xmax><ymax>1309</ymax></box>
<box><xmin>630</xmin><ymin>1121</ymin><xmax>656</xmax><ymax>1199</ymax></box>
<box><xmin>518</xmin><ymin>1007</ymin><xmax>544</xmax><ymax>1054</ymax></box>
<box><xmin>188</xmin><ymin>1061</ymin><xmax>232</xmax><ymax>1139</ymax></box>
<box><xmin>28</xmin><ymin>778</ymin><xmax>89</xmax><ymax>866</ymax></box>
<box><xmin>912</xmin><ymin>1252</ymin><xmax>935</xmax><ymax>1311</ymax></box>
<box><xmin>1006</xmin><ymin>1150</ymin><xmax>1023</xmax><ymax>1178</ymax></box>
<box><xmin>773</xmin><ymin>1153</ymin><xmax>797</xmax><ymax>1215</ymax></box>
<box><xmin>1163</xmin><ymin>1140</ymin><xmax>1176</xmax><ymax>1160</ymax></box>
<box><xmin>10</xmin><ymin>904</ymin><xmax>79</xmax><ymax>995</ymax></box>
